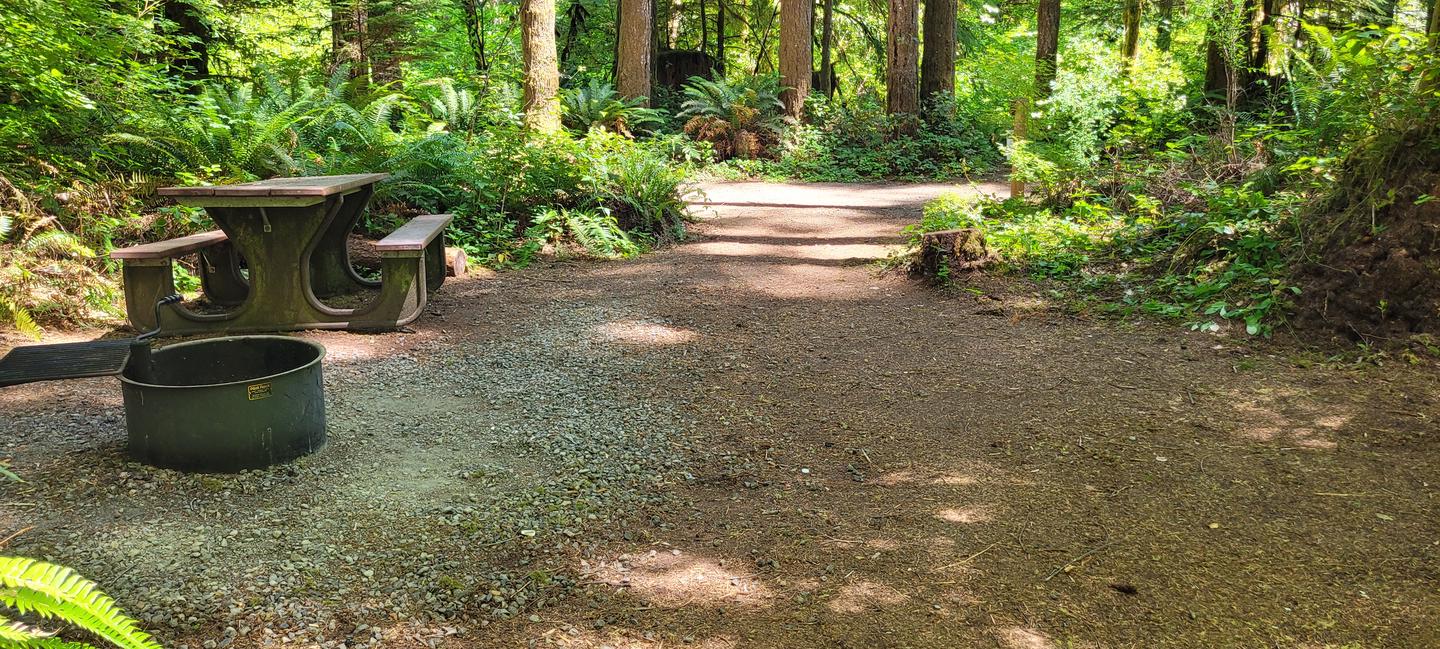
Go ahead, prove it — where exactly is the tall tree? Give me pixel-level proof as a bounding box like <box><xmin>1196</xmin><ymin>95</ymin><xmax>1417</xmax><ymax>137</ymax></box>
<box><xmin>1430</xmin><ymin>0</ymin><xmax>1439</xmax><ymax>35</ymax></box>
<box><xmin>780</xmin><ymin>0</ymin><xmax>813</xmax><ymax>118</ymax></box>
<box><xmin>617</xmin><ymin>0</ymin><xmax>654</xmax><ymax>101</ymax></box>
<box><xmin>1122</xmin><ymin>0</ymin><xmax>1142</xmax><ymax>70</ymax></box>
<box><xmin>162</xmin><ymin>0</ymin><xmax>212</xmax><ymax>81</ymax></box>
<box><xmin>521</xmin><ymin>0</ymin><xmax>561</xmax><ymax>130</ymax></box>
<box><xmin>1202</xmin><ymin>0</ymin><xmax>1238</xmax><ymax>104</ymax></box>
<box><xmin>817</xmin><ymin>0</ymin><xmax>836</xmax><ymax>97</ymax></box>
<box><xmin>1155</xmin><ymin>0</ymin><xmax>1175</xmax><ymax>52</ymax></box>
<box><xmin>920</xmin><ymin>0</ymin><xmax>957</xmax><ymax>107</ymax></box>
<box><xmin>1034</xmin><ymin>0</ymin><xmax>1060</xmax><ymax>97</ymax></box>
<box><xmin>887</xmin><ymin>0</ymin><xmax>920</xmax><ymax>117</ymax></box>
<box><xmin>457</xmin><ymin>0</ymin><xmax>490</xmax><ymax>72</ymax></box>
<box><xmin>331</xmin><ymin>0</ymin><xmax>368</xmax><ymax>82</ymax></box>
<box><xmin>716</xmin><ymin>0</ymin><xmax>727</xmax><ymax>73</ymax></box>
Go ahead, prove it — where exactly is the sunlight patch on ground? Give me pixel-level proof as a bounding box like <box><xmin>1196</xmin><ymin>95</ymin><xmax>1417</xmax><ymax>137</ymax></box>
<box><xmin>593</xmin><ymin>320</ymin><xmax>700</xmax><ymax>346</ymax></box>
<box><xmin>998</xmin><ymin>627</ymin><xmax>1056</xmax><ymax>649</ymax></box>
<box><xmin>932</xmin><ymin>473</ymin><xmax>979</xmax><ymax>486</ymax></box>
<box><xmin>934</xmin><ymin>505</ymin><xmax>995</xmax><ymax>524</ymax></box>
<box><xmin>536</xmin><ymin>626</ymin><xmax>737</xmax><ymax>649</ymax></box>
<box><xmin>1231</xmin><ymin>397</ymin><xmax>1342</xmax><ymax>449</ymax></box>
<box><xmin>685</xmin><ymin>241</ymin><xmax>893</xmax><ymax>261</ymax></box>
<box><xmin>826</xmin><ymin>579</ymin><xmax>910</xmax><ymax>614</ymax></box>
<box><xmin>582</xmin><ymin>550</ymin><xmax>772</xmax><ymax>609</ymax></box>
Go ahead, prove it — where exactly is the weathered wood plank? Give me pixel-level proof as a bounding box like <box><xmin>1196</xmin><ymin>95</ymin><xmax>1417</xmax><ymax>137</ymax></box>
<box><xmin>158</xmin><ymin>173</ymin><xmax>389</xmax><ymax>198</ymax></box>
<box><xmin>111</xmin><ymin>230</ymin><xmax>228</xmax><ymax>260</ymax></box>
<box><xmin>375</xmin><ymin>214</ymin><xmax>453</xmax><ymax>252</ymax></box>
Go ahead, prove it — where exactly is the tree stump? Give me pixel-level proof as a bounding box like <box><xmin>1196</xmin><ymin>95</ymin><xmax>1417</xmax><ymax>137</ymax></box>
<box><xmin>913</xmin><ymin>228</ymin><xmax>998</xmax><ymax>279</ymax></box>
<box><xmin>445</xmin><ymin>247</ymin><xmax>468</xmax><ymax>277</ymax></box>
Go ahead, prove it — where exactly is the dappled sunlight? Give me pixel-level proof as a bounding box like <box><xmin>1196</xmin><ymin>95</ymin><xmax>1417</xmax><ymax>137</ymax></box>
<box><xmin>932</xmin><ymin>473</ymin><xmax>979</xmax><ymax>486</ymax></box>
<box><xmin>1229</xmin><ymin>393</ymin><xmax>1348</xmax><ymax>450</ymax></box>
<box><xmin>593</xmin><ymin>319</ymin><xmax>700</xmax><ymax>346</ymax></box>
<box><xmin>696</xmin><ymin>181</ymin><xmax>1004</xmax><ymax>210</ymax></box>
<box><xmin>582</xmin><ymin>549</ymin><xmax>773</xmax><ymax>610</ymax></box>
<box><xmin>685</xmin><ymin>241</ymin><xmax>894</xmax><ymax>261</ymax></box>
<box><xmin>998</xmin><ymin>627</ymin><xmax>1056</xmax><ymax>649</ymax></box>
<box><xmin>826</xmin><ymin>579</ymin><xmax>910</xmax><ymax>614</ymax></box>
<box><xmin>935</xmin><ymin>505</ymin><xmax>995</xmax><ymax>524</ymax></box>
<box><xmin>535</xmin><ymin>625</ymin><xmax>739</xmax><ymax>649</ymax></box>
<box><xmin>723</xmin><ymin>263</ymin><xmax>886</xmax><ymax>300</ymax></box>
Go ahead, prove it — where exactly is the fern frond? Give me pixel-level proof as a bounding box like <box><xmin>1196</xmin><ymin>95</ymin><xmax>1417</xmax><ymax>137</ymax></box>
<box><xmin>20</xmin><ymin>231</ymin><xmax>93</xmax><ymax>259</ymax></box>
<box><xmin>0</xmin><ymin>215</ymin><xmax>11</xmax><ymax>239</ymax></box>
<box><xmin>0</xmin><ymin>557</ymin><xmax>160</xmax><ymax>649</ymax></box>
<box><xmin>0</xmin><ymin>298</ymin><xmax>42</xmax><ymax>341</ymax></box>
<box><xmin>0</xmin><ymin>613</ymin><xmax>54</xmax><ymax>644</ymax></box>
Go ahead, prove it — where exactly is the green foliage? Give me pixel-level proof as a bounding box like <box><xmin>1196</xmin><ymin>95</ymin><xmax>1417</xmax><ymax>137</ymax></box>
<box><xmin>778</xmin><ymin>93</ymin><xmax>999</xmax><ymax>181</ymax></box>
<box><xmin>680</xmin><ymin>76</ymin><xmax>787</xmax><ymax>160</ymax></box>
<box><xmin>526</xmin><ymin>208</ymin><xmax>642</xmax><ymax>258</ymax></box>
<box><xmin>917</xmin><ymin>164</ymin><xmax>1303</xmax><ymax>336</ymax></box>
<box><xmin>560</xmin><ymin>80</ymin><xmax>664</xmax><ymax>137</ymax></box>
<box><xmin>0</xmin><ymin>556</ymin><xmax>160</xmax><ymax>649</ymax></box>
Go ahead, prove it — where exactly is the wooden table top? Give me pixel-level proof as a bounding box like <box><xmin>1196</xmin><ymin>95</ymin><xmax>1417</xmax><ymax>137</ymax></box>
<box><xmin>158</xmin><ymin>173</ymin><xmax>389</xmax><ymax>198</ymax></box>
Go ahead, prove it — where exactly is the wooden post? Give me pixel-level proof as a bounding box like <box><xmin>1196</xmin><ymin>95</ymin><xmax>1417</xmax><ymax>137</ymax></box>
<box><xmin>1010</xmin><ymin>97</ymin><xmax>1029</xmax><ymax>199</ymax></box>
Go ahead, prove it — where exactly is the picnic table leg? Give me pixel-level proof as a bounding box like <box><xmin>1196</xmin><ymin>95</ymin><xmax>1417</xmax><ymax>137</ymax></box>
<box><xmin>198</xmin><ymin>241</ymin><xmax>248</xmax><ymax>306</ymax></box>
<box><xmin>308</xmin><ymin>185</ymin><xmax>377</xmax><ymax>298</ymax></box>
<box><xmin>121</xmin><ymin>259</ymin><xmax>177</xmax><ymax>332</ymax></box>
<box><xmin>424</xmin><ymin>231</ymin><xmax>446</xmax><ymax>293</ymax></box>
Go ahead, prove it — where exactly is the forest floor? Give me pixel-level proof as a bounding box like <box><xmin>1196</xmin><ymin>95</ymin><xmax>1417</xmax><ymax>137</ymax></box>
<box><xmin>2</xmin><ymin>181</ymin><xmax>1439</xmax><ymax>648</ymax></box>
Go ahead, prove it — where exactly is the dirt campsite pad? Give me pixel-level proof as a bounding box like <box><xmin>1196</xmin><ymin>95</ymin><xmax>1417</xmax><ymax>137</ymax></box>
<box><xmin>2</xmin><ymin>181</ymin><xmax>1438</xmax><ymax>648</ymax></box>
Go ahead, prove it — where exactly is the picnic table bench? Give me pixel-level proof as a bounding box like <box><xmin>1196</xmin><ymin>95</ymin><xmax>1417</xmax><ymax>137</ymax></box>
<box><xmin>111</xmin><ymin>173</ymin><xmax>452</xmax><ymax>334</ymax></box>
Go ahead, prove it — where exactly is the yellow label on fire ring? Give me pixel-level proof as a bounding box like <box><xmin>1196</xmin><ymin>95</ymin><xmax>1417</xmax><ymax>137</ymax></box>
<box><xmin>247</xmin><ymin>383</ymin><xmax>273</xmax><ymax>401</ymax></box>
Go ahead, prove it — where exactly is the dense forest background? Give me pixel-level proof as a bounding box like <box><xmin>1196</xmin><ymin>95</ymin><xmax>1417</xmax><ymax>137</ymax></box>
<box><xmin>1</xmin><ymin>0</ymin><xmax>1437</xmax><ymax>343</ymax></box>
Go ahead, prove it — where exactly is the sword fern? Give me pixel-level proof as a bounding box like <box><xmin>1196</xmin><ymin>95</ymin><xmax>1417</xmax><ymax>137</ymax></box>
<box><xmin>0</xmin><ymin>557</ymin><xmax>160</xmax><ymax>649</ymax></box>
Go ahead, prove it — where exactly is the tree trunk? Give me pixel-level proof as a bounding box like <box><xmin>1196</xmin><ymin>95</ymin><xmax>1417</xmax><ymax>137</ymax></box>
<box><xmin>780</xmin><ymin>0</ymin><xmax>814</xmax><ymax>119</ymax></box>
<box><xmin>716</xmin><ymin>0</ymin><xmax>727</xmax><ymax>74</ymax></box>
<box><xmin>617</xmin><ymin>0</ymin><xmax>654</xmax><ymax>101</ymax></box>
<box><xmin>1122</xmin><ymin>0</ymin><xmax>1142</xmax><ymax>70</ymax></box>
<box><xmin>1034</xmin><ymin>0</ymin><xmax>1059</xmax><ymax>97</ymax></box>
<box><xmin>331</xmin><ymin>0</ymin><xmax>369</xmax><ymax>83</ymax></box>
<box><xmin>1156</xmin><ymin>0</ymin><xmax>1174</xmax><ymax>51</ymax></box>
<box><xmin>818</xmin><ymin>0</ymin><xmax>835</xmax><ymax>97</ymax></box>
<box><xmin>522</xmin><ymin>0</ymin><xmax>561</xmax><ymax>131</ymax></box>
<box><xmin>920</xmin><ymin>0</ymin><xmax>956</xmax><ymax>107</ymax></box>
<box><xmin>1431</xmin><ymin>0</ymin><xmax>1439</xmax><ymax>35</ymax></box>
<box><xmin>163</xmin><ymin>0</ymin><xmax>211</xmax><ymax>82</ymax></box>
<box><xmin>458</xmin><ymin>0</ymin><xmax>489</xmax><ymax>72</ymax></box>
<box><xmin>887</xmin><ymin>0</ymin><xmax>920</xmax><ymax>117</ymax></box>
<box><xmin>1203</xmin><ymin>0</ymin><xmax>1237</xmax><ymax>105</ymax></box>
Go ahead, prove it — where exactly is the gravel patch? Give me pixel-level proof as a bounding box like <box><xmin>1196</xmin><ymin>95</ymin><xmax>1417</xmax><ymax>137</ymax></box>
<box><xmin>0</xmin><ymin>303</ymin><xmax>698</xmax><ymax>647</ymax></box>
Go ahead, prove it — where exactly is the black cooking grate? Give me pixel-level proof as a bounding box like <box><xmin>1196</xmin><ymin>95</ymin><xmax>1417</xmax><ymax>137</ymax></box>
<box><xmin>0</xmin><ymin>340</ymin><xmax>134</xmax><ymax>388</ymax></box>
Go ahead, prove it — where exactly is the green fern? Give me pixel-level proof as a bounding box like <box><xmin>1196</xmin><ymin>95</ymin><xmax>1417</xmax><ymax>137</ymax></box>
<box><xmin>0</xmin><ymin>298</ymin><xmax>41</xmax><ymax>341</ymax></box>
<box><xmin>0</xmin><ymin>215</ymin><xmax>11</xmax><ymax>240</ymax></box>
<box><xmin>560</xmin><ymin>80</ymin><xmax>664</xmax><ymax>137</ymax></box>
<box><xmin>19</xmin><ymin>231</ymin><xmax>92</xmax><ymax>260</ymax></box>
<box><xmin>0</xmin><ymin>557</ymin><xmax>160</xmax><ymax>649</ymax></box>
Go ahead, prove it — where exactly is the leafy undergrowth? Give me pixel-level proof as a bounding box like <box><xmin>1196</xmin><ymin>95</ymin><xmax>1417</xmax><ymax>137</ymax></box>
<box><xmin>696</xmin><ymin>93</ymin><xmax>1001</xmax><ymax>182</ymax></box>
<box><xmin>912</xmin><ymin>139</ymin><xmax>1306</xmax><ymax>337</ymax></box>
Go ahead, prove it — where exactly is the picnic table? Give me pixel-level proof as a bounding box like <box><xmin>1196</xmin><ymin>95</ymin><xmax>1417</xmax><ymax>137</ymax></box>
<box><xmin>112</xmin><ymin>173</ymin><xmax>453</xmax><ymax>334</ymax></box>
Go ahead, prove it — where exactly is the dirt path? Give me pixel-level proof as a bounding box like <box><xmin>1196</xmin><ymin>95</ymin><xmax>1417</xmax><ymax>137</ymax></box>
<box><xmin>3</xmin><ymin>181</ymin><xmax>1438</xmax><ymax>648</ymax></box>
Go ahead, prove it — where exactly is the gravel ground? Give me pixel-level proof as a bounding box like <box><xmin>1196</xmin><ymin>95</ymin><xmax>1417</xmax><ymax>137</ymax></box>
<box><xmin>1</xmin><ymin>301</ymin><xmax>699</xmax><ymax>647</ymax></box>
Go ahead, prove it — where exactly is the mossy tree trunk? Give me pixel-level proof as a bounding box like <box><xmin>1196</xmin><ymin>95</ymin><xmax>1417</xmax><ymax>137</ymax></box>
<box><xmin>1122</xmin><ymin>0</ymin><xmax>1142</xmax><ymax>72</ymax></box>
